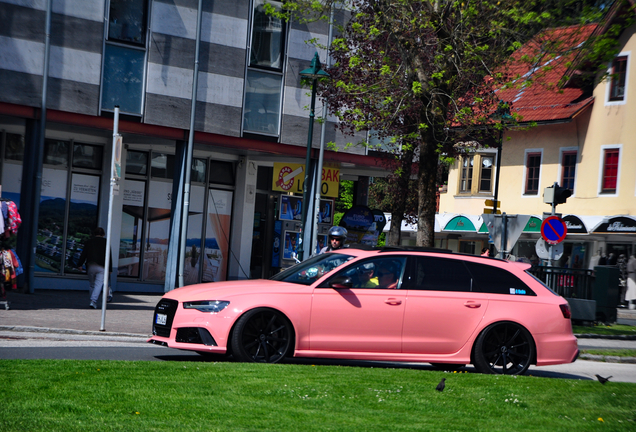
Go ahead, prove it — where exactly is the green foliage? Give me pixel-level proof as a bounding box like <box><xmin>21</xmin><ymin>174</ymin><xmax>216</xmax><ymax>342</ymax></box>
<box><xmin>1</xmin><ymin>359</ymin><xmax>636</xmax><ymax>431</ymax></box>
<box><xmin>335</xmin><ymin>180</ymin><xmax>354</xmax><ymax>213</ymax></box>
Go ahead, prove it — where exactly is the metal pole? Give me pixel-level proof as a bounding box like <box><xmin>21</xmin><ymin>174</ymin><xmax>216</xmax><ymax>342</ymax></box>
<box><xmin>500</xmin><ymin>212</ymin><xmax>507</xmax><ymax>259</ymax></box>
<box><xmin>492</xmin><ymin>128</ymin><xmax>503</xmax><ymax>215</ymax></box>
<box><xmin>27</xmin><ymin>0</ymin><xmax>52</xmax><ymax>293</ymax></box>
<box><xmin>178</xmin><ymin>0</ymin><xmax>203</xmax><ymax>287</ymax></box>
<box><xmin>311</xmin><ymin>7</ymin><xmax>335</xmax><ymax>256</ymax></box>
<box><xmin>298</xmin><ymin>78</ymin><xmax>318</xmax><ymax>261</ymax></box>
<box><xmin>101</xmin><ymin>107</ymin><xmax>119</xmax><ymax>331</ymax></box>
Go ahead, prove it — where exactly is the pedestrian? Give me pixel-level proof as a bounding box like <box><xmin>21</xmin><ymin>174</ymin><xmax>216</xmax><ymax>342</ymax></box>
<box><xmin>626</xmin><ymin>254</ymin><xmax>636</xmax><ymax>310</ymax></box>
<box><xmin>481</xmin><ymin>247</ymin><xmax>490</xmax><ymax>257</ymax></box>
<box><xmin>319</xmin><ymin>226</ymin><xmax>348</xmax><ymax>254</ymax></box>
<box><xmin>76</xmin><ymin>227</ymin><xmax>112</xmax><ymax>309</ymax></box>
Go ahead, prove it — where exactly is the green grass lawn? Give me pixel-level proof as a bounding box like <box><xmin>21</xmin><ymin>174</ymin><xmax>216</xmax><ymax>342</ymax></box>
<box><xmin>1</xmin><ymin>360</ymin><xmax>635</xmax><ymax>431</ymax></box>
<box><xmin>581</xmin><ymin>349</ymin><xmax>636</xmax><ymax>357</ymax></box>
<box><xmin>573</xmin><ymin>324</ymin><xmax>636</xmax><ymax>336</ymax></box>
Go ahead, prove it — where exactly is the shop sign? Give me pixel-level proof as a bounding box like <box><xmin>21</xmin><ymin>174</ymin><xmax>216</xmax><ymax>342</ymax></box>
<box><xmin>593</xmin><ymin>216</ymin><xmax>636</xmax><ymax>233</ymax></box>
<box><xmin>272</xmin><ymin>162</ymin><xmax>340</xmax><ymax>198</ymax></box>
<box><xmin>562</xmin><ymin>215</ymin><xmax>588</xmax><ymax>234</ymax></box>
<box><xmin>340</xmin><ymin>205</ymin><xmax>375</xmax><ymax>243</ymax></box>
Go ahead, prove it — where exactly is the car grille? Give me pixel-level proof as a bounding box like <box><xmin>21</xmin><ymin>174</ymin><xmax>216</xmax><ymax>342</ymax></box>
<box><xmin>153</xmin><ymin>298</ymin><xmax>178</xmax><ymax>337</ymax></box>
<box><xmin>176</xmin><ymin>327</ymin><xmax>217</xmax><ymax>346</ymax></box>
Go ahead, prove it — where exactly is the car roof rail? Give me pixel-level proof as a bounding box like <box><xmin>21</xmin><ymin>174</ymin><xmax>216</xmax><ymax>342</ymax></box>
<box><xmin>378</xmin><ymin>246</ymin><xmax>453</xmax><ymax>254</ymax></box>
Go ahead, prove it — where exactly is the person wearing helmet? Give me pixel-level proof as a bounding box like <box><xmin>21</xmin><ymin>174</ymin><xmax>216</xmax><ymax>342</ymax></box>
<box><xmin>319</xmin><ymin>226</ymin><xmax>348</xmax><ymax>254</ymax></box>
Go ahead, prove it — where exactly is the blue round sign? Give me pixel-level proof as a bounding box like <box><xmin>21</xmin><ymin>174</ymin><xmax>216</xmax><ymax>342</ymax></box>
<box><xmin>541</xmin><ymin>216</ymin><xmax>567</xmax><ymax>245</ymax></box>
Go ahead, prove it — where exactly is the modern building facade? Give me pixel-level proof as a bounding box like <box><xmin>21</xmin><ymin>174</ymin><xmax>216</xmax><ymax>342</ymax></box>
<box><xmin>437</xmin><ymin>1</ymin><xmax>636</xmax><ymax>269</ymax></box>
<box><xmin>0</xmin><ymin>0</ymin><xmax>384</xmax><ymax>293</ymax></box>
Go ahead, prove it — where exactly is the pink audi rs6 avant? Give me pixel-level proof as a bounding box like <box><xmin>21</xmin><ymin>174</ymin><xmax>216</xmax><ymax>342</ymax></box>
<box><xmin>148</xmin><ymin>247</ymin><xmax>578</xmax><ymax>375</ymax></box>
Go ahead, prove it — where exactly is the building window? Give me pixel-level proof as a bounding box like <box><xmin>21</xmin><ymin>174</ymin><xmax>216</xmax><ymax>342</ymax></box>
<box><xmin>32</xmin><ymin>139</ymin><xmax>104</xmax><ymax>275</ymax></box>
<box><xmin>459</xmin><ymin>156</ymin><xmax>473</xmax><ymax>193</ymax></box>
<box><xmin>479</xmin><ymin>156</ymin><xmax>493</xmax><ymax>192</ymax></box>
<box><xmin>101</xmin><ymin>0</ymin><xmax>149</xmax><ymax>115</ymax></box>
<box><xmin>243</xmin><ymin>0</ymin><xmax>286</xmax><ymax>137</ymax></box>
<box><xmin>609</xmin><ymin>56</ymin><xmax>627</xmax><ymax>102</ymax></box>
<box><xmin>458</xmin><ymin>154</ymin><xmax>494</xmax><ymax>195</ymax></box>
<box><xmin>561</xmin><ymin>151</ymin><xmax>577</xmax><ymax>191</ymax></box>
<box><xmin>601</xmin><ymin>148</ymin><xmax>619</xmax><ymax>193</ymax></box>
<box><xmin>525</xmin><ymin>152</ymin><xmax>541</xmax><ymax>195</ymax></box>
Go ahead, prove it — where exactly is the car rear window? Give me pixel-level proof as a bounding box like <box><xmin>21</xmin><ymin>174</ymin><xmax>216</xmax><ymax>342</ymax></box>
<box><xmin>465</xmin><ymin>262</ymin><xmax>536</xmax><ymax>296</ymax></box>
<box><xmin>404</xmin><ymin>257</ymin><xmax>473</xmax><ymax>292</ymax></box>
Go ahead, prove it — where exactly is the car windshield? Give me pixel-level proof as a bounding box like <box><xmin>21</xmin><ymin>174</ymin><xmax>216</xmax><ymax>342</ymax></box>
<box><xmin>271</xmin><ymin>253</ymin><xmax>354</xmax><ymax>286</ymax></box>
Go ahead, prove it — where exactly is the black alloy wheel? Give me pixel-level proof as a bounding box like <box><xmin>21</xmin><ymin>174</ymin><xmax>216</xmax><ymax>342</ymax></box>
<box><xmin>230</xmin><ymin>308</ymin><xmax>293</xmax><ymax>363</ymax></box>
<box><xmin>473</xmin><ymin>322</ymin><xmax>535</xmax><ymax>375</ymax></box>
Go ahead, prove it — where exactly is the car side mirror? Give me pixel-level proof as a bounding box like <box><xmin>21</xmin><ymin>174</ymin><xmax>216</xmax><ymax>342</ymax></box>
<box><xmin>329</xmin><ymin>276</ymin><xmax>353</xmax><ymax>289</ymax></box>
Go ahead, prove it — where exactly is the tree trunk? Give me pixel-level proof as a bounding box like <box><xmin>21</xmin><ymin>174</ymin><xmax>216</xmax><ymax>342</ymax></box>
<box><xmin>416</xmin><ymin>139</ymin><xmax>439</xmax><ymax>247</ymax></box>
<box><xmin>386</xmin><ymin>211</ymin><xmax>403</xmax><ymax>246</ymax></box>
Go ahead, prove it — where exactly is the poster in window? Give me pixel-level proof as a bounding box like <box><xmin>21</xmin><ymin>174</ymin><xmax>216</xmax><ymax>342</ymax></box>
<box><xmin>119</xmin><ymin>179</ymin><xmax>146</xmax><ymax>277</ymax></box>
<box><xmin>203</xmin><ymin>189</ymin><xmax>233</xmax><ymax>282</ymax></box>
<box><xmin>283</xmin><ymin>230</ymin><xmax>301</xmax><ymax>262</ymax></box>
<box><xmin>35</xmin><ymin>168</ymin><xmax>68</xmax><ymax>273</ymax></box>
<box><xmin>184</xmin><ymin>184</ymin><xmax>205</xmax><ymax>285</ymax></box>
<box><xmin>143</xmin><ymin>180</ymin><xmax>173</xmax><ymax>282</ymax></box>
<box><xmin>65</xmin><ymin>173</ymin><xmax>100</xmax><ymax>274</ymax></box>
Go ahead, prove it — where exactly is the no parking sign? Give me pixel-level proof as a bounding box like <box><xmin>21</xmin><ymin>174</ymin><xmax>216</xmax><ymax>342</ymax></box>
<box><xmin>541</xmin><ymin>216</ymin><xmax>567</xmax><ymax>245</ymax></box>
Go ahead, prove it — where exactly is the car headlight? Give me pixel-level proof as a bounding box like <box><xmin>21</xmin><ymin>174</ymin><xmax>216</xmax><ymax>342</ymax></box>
<box><xmin>183</xmin><ymin>300</ymin><xmax>230</xmax><ymax>313</ymax></box>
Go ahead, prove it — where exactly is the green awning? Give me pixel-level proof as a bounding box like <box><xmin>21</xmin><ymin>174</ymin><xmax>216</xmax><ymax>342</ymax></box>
<box><xmin>444</xmin><ymin>216</ymin><xmax>476</xmax><ymax>232</ymax></box>
<box><xmin>523</xmin><ymin>216</ymin><xmax>542</xmax><ymax>232</ymax></box>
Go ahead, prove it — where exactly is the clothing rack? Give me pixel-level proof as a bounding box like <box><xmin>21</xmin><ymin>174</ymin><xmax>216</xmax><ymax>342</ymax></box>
<box><xmin>0</xmin><ymin>196</ymin><xmax>22</xmax><ymax>310</ymax></box>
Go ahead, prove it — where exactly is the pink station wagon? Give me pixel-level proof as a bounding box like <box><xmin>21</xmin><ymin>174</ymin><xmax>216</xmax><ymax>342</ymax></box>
<box><xmin>148</xmin><ymin>247</ymin><xmax>579</xmax><ymax>375</ymax></box>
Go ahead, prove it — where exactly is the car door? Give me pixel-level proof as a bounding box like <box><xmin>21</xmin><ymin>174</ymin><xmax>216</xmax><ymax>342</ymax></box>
<box><xmin>401</xmin><ymin>256</ymin><xmax>489</xmax><ymax>354</ymax></box>
<box><xmin>309</xmin><ymin>257</ymin><xmax>407</xmax><ymax>353</ymax></box>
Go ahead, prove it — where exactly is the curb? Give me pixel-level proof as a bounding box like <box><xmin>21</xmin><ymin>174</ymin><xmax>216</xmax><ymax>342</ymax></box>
<box><xmin>579</xmin><ymin>353</ymin><xmax>636</xmax><ymax>364</ymax></box>
<box><xmin>575</xmin><ymin>334</ymin><xmax>636</xmax><ymax>340</ymax></box>
<box><xmin>0</xmin><ymin>325</ymin><xmax>150</xmax><ymax>340</ymax></box>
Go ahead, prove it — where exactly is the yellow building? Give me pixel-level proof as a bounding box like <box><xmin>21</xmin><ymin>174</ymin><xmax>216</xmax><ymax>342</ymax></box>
<box><xmin>438</xmin><ymin>2</ymin><xmax>636</xmax><ymax>268</ymax></box>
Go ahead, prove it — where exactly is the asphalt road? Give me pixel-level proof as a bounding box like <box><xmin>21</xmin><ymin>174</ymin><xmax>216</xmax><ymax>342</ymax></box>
<box><xmin>1</xmin><ymin>330</ymin><xmax>635</xmax><ymax>383</ymax></box>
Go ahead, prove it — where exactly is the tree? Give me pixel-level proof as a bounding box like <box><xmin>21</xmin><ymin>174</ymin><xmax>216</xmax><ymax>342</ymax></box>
<box><xmin>280</xmin><ymin>0</ymin><xmax>622</xmax><ymax>246</ymax></box>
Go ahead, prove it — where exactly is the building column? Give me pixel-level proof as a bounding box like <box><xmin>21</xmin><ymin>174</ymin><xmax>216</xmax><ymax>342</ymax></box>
<box><xmin>228</xmin><ymin>157</ymin><xmax>257</xmax><ymax>280</ymax></box>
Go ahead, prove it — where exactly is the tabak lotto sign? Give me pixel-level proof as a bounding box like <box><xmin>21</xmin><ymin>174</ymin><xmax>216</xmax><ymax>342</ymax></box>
<box><xmin>272</xmin><ymin>162</ymin><xmax>340</xmax><ymax>198</ymax></box>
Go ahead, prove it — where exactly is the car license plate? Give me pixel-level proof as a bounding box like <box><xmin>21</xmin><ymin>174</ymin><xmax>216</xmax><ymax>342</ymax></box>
<box><xmin>156</xmin><ymin>313</ymin><xmax>167</xmax><ymax>325</ymax></box>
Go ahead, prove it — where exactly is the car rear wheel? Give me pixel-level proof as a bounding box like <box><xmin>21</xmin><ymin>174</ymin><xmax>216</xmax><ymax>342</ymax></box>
<box><xmin>473</xmin><ymin>322</ymin><xmax>534</xmax><ymax>375</ymax></box>
<box><xmin>231</xmin><ymin>308</ymin><xmax>293</xmax><ymax>363</ymax></box>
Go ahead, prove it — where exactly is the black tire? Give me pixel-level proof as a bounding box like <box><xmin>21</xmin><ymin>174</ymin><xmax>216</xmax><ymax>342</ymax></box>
<box><xmin>230</xmin><ymin>308</ymin><xmax>293</xmax><ymax>363</ymax></box>
<box><xmin>473</xmin><ymin>322</ymin><xmax>535</xmax><ymax>375</ymax></box>
<box><xmin>430</xmin><ymin>363</ymin><xmax>465</xmax><ymax>371</ymax></box>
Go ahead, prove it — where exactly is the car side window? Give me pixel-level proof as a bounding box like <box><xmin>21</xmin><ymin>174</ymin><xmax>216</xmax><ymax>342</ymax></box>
<box><xmin>403</xmin><ymin>257</ymin><xmax>472</xmax><ymax>292</ymax></box>
<box><xmin>464</xmin><ymin>262</ymin><xmax>536</xmax><ymax>296</ymax></box>
<box><xmin>325</xmin><ymin>257</ymin><xmax>407</xmax><ymax>289</ymax></box>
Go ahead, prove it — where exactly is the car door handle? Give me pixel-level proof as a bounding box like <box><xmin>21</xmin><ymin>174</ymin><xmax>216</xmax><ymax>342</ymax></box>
<box><xmin>464</xmin><ymin>301</ymin><xmax>481</xmax><ymax>308</ymax></box>
<box><xmin>385</xmin><ymin>298</ymin><xmax>402</xmax><ymax>306</ymax></box>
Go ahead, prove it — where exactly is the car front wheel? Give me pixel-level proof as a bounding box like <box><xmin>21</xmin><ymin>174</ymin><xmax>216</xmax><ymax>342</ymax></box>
<box><xmin>230</xmin><ymin>308</ymin><xmax>293</xmax><ymax>363</ymax></box>
<box><xmin>473</xmin><ymin>322</ymin><xmax>534</xmax><ymax>375</ymax></box>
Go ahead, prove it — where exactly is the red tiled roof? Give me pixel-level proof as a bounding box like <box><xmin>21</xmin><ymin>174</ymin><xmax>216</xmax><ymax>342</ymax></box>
<box><xmin>498</xmin><ymin>24</ymin><xmax>598</xmax><ymax>122</ymax></box>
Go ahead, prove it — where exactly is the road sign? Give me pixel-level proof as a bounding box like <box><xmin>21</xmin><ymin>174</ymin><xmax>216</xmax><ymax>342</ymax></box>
<box><xmin>535</xmin><ymin>238</ymin><xmax>564</xmax><ymax>260</ymax></box>
<box><xmin>484</xmin><ymin>199</ymin><xmax>501</xmax><ymax>207</ymax></box>
<box><xmin>541</xmin><ymin>216</ymin><xmax>567</xmax><ymax>245</ymax></box>
<box><xmin>483</xmin><ymin>208</ymin><xmax>501</xmax><ymax>214</ymax></box>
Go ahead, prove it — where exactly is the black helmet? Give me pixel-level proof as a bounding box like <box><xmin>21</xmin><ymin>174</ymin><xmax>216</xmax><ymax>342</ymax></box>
<box><xmin>328</xmin><ymin>226</ymin><xmax>348</xmax><ymax>240</ymax></box>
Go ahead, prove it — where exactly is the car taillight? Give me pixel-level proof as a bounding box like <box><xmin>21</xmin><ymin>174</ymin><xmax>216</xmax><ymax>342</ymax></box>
<box><xmin>559</xmin><ymin>304</ymin><xmax>571</xmax><ymax>319</ymax></box>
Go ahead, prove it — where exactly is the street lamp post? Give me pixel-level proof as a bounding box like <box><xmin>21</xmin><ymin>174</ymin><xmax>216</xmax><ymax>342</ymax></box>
<box><xmin>298</xmin><ymin>52</ymin><xmax>329</xmax><ymax>261</ymax></box>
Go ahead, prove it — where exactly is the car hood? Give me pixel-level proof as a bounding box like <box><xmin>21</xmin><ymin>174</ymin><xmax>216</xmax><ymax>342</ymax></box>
<box><xmin>163</xmin><ymin>279</ymin><xmax>304</xmax><ymax>302</ymax></box>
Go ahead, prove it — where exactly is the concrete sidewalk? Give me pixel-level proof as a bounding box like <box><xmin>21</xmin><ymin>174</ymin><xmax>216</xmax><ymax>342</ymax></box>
<box><xmin>0</xmin><ymin>290</ymin><xmax>162</xmax><ymax>337</ymax></box>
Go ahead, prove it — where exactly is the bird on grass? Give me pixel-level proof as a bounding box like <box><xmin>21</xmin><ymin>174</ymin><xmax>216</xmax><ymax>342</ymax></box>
<box><xmin>436</xmin><ymin>378</ymin><xmax>446</xmax><ymax>392</ymax></box>
<box><xmin>595</xmin><ymin>374</ymin><xmax>612</xmax><ymax>384</ymax></box>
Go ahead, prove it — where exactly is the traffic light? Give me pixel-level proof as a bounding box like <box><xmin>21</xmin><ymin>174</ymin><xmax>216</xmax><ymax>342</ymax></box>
<box><xmin>544</xmin><ymin>183</ymin><xmax>572</xmax><ymax>205</ymax></box>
